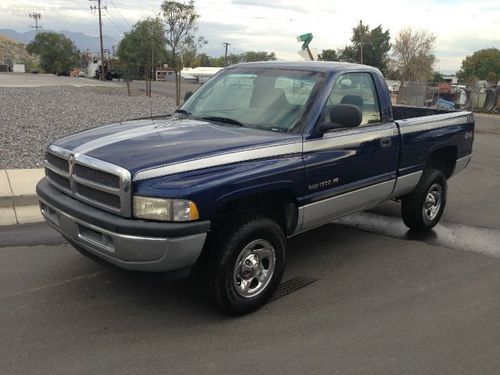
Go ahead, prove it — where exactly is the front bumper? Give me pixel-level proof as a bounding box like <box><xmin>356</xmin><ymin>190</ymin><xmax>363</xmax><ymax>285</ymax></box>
<box><xmin>37</xmin><ymin>178</ymin><xmax>210</xmax><ymax>272</ymax></box>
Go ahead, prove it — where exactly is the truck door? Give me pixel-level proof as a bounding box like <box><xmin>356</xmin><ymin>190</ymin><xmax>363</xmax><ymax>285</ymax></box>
<box><xmin>301</xmin><ymin>72</ymin><xmax>399</xmax><ymax>230</ymax></box>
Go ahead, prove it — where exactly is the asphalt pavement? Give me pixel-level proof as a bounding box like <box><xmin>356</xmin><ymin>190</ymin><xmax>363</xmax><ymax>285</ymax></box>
<box><xmin>1</xmin><ymin>114</ymin><xmax>499</xmax><ymax>374</ymax></box>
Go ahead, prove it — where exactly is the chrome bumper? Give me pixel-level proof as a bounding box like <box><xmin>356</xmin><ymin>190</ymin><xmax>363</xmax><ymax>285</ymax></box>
<box><xmin>39</xmin><ymin>199</ymin><xmax>207</xmax><ymax>272</ymax></box>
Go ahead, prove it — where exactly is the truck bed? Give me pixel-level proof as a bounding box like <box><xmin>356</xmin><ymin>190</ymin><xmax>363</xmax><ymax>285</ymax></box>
<box><xmin>392</xmin><ymin>105</ymin><xmax>453</xmax><ymax>120</ymax></box>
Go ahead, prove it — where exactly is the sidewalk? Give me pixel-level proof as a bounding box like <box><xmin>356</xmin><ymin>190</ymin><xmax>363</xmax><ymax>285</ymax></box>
<box><xmin>0</xmin><ymin>169</ymin><xmax>44</xmax><ymax>225</ymax></box>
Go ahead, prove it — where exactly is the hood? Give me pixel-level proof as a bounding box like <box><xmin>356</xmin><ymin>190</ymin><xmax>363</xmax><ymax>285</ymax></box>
<box><xmin>53</xmin><ymin>117</ymin><xmax>302</xmax><ymax>176</ymax></box>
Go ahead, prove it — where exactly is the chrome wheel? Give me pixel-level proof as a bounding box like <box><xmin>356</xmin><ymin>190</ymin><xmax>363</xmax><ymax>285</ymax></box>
<box><xmin>422</xmin><ymin>183</ymin><xmax>442</xmax><ymax>222</ymax></box>
<box><xmin>233</xmin><ymin>239</ymin><xmax>276</xmax><ymax>298</ymax></box>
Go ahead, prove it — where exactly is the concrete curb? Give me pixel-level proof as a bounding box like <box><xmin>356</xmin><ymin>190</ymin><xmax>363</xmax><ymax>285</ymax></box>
<box><xmin>0</xmin><ymin>169</ymin><xmax>44</xmax><ymax>225</ymax></box>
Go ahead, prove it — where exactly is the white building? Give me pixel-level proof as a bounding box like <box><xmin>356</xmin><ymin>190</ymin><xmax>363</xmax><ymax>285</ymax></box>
<box><xmin>442</xmin><ymin>75</ymin><xmax>458</xmax><ymax>85</ymax></box>
<box><xmin>12</xmin><ymin>64</ymin><xmax>25</xmax><ymax>73</ymax></box>
<box><xmin>181</xmin><ymin>67</ymin><xmax>223</xmax><ymax>83</ymax></box>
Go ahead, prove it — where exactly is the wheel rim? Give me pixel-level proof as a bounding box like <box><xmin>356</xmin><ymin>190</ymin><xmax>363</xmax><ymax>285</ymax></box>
<box><xmin>233</xmin><ymin>239</ymin><xmax>276</xmax><ymax>298</ymax></box>
<box><xmin>422</xmin><ymin>183</ymin><xmax>442</xmax><ymax>222</ymax></box>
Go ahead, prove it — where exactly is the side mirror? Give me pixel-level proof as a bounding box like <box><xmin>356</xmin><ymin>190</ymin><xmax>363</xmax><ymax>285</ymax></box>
<box><xmin>184</xmin><ymin>91</ymin><xmax>193</xmax><ymax>102</ymax></box>
<box><xmin>317</xmin><ymin>104</ymin><xmax>362</xmax><ymax>133</ymax></box>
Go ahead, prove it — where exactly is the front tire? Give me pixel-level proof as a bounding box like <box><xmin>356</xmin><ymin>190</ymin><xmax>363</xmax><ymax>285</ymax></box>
<box><xmin>401</xmin><ymin>169</ymin><xmax>447</xmax><ymax>232</ymax></box>
<box><xmin>208</xmin><ymin>216</ymin><xmax>287</xmax><ymax>315</ymax></box>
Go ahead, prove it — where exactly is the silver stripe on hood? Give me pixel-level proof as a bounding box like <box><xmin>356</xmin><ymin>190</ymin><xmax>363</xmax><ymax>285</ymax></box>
<box><xmin>133</xmin><ymin>142</ymin><xmax>303</xmax><ymax>181</ymax></box>
<box><xmin>71</xmin><ymin>118</ymin><xmax>237</xmax><ymax>155</ymax></box>
<box><xmin>73</xmin><ymin>124</ymin><xmax>160</xmax><ymax>154</ymax></box>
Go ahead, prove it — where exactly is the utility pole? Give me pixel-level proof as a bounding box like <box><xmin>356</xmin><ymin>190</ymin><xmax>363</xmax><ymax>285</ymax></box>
<box><xmin>90</xmin><ymin>0</ymin><xmax>107</xmax><ymax>81</ymax></box>
<box><xmin>29</xmin><ymin>13</ymin><xmax>42</xmax><ymax>35</ymax></box>
<box><xmin>223</xmin><ymin>42</ymin><xmax>230</xmax><ymax>67</ymax></box>
<box><xmin>359</xmin><ymin>20</ymin><xmax>364</xmax><ymax>65</ymax></box>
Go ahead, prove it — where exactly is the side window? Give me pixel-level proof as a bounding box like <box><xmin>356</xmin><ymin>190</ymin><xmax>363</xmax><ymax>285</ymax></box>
<box><xmin>325</xmin><ymin>72</ymin><xmax>381</xmax><ymax>126</ymax></box>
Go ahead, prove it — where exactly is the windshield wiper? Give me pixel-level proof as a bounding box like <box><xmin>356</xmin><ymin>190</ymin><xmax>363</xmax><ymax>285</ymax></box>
<box><xmin>201</xmin><ymin>116</ymin><xmax>244</xmax><ymax>127</ymax></box>
<box><xmin>174</xmin><ymin>109</ymin><xmax>191</xmax><ymax>118</ymax></box>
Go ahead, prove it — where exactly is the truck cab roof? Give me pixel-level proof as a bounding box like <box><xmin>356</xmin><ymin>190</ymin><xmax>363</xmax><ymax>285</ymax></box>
<box><xmin>227</xmin><ymin>60</ymin><xmax>382</xmax><ymax>74</ymax></box>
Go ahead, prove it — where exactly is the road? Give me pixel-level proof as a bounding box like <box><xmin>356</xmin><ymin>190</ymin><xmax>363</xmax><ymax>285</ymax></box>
<box><xmin>1</xmin><ymin>114</ymin><xmax>499</xmax><ymax>374</ymax></box>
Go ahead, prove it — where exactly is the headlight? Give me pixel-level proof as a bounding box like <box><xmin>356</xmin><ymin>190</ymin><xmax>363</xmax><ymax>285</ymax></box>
<box><xmin>133</xmin><ymin>196</ymin><xmax>199</xmax><ymax>222</ymax></box>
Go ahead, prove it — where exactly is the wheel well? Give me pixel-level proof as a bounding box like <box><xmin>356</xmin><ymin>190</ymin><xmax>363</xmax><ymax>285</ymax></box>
<box><xmin>426</xmin><ymin>146</ymin><xmax>457</xmax><ymax>178</ymax></box>
<box><xmin>214</xmin><ymin>190</ymin><xmax>298</xmax><ymax>235</ymax></box>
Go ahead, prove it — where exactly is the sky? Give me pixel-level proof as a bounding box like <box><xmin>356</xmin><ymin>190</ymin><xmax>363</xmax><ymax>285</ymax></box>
<box><xmin>1</xmin><ymin>0</ymin><xmax>499</xmax><ymax>73</ymax></box>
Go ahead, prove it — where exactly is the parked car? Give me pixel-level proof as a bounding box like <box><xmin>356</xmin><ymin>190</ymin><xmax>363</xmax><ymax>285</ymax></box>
<box><xmin>37</xmin><ymin>62</ymin><xmax>474</xmax><ymax>314</ymax></box>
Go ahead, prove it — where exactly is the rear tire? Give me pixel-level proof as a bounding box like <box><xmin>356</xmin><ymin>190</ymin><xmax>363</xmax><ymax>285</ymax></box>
<box><xmin>207</xmin><ymin>216</ymin><xmax>287</xmax><ymax>315</ymax></box>
<box><xmin>401</xmin><ymin>169</ymin><xmax>447</xmax><ymax>232</ymax></box>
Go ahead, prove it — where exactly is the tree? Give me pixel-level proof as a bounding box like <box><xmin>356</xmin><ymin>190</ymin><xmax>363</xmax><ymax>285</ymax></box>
<box><xmin>161</xmin><ymin>0</ymin><xmax>206</xmax><ymax>105</ymax></box>
<box><xmin>210</xmin><ymin>56</ymin><xmax>225</xmax><ymax>67</ymax></box>
<box><xmin>192</xmin><ymin>50</ymin><xmax>276</xmax><ymax>68</ymax></box>
<box><xmin>226</xmin><ymin>53</ymin><xmax>241</xmax><ymax>65</ymax></box>
<box><xmin>336</xmin><ymin>22</ymin><xmax>391</xmax><ymax>74</ymax></box>
<box><xmin>26</xmin><ymin>32</ymin><xmax>79</xmax><ymax>75</ymax></box>
<box><xmin>337</xmin><ymin>21</ymin><xmax>369</xmax><ymax>63</ymax></box>
<box><xmin>196</xmin><ymin>53</ymin><xmax>211</xmax><ymax>67</ymax></box>
<box><xmin>318</xmin><ymin>49</ymin><xmax>338</xmax><ymax>61</ymax></box>
<box><xmin>456</xmin><ymin>48</ymin><xmax>500</xmax><ymax>83</ymax></box>
<box><xmin>117</xmin><ymin>29</ymin><xmax>141</xmax><ymax>95</ymax></box>
<box><xmin>385</xmin><ymin>58</ymin><xmax>401</xmax><ymax>80</ymax></box>
<box><xmin>242</xmin><ymin>51</ymin><xmax>276</xmax><ymax>62</ymax></box>
<box><xmin>181</xmin><ymin>47</ymin><xmax>198</xmax><ymax>68</ymax></box>
<box><xmin>179</xmin><ymin>34</ymin><xmax>207</xmax><ymax>69</ymax></box>
<box><xmin>431</xmin><ymin>71</ymin><xmax>444</xmax><ymax>83</ymax></box>
<box><xmin>487</xmin><ymin>71</ymin><xmax>498</xmax><ymax>87</ymax></box>
<box><xmin>392</xmin><ymin>28</ymin><xmax>436</xmax><ymax>82</ymax></box>
<box><xmin>117</xmin><ymin>17</ymin><xmax>167</xmax><ymax>96</ymax></box>
<box><xmin>465</xmin><ymin>75</ymin><xmax>478</xmax><ymax>87</ymax></box>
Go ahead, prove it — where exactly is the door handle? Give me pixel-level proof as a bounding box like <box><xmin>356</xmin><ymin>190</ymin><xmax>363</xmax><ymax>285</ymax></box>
<box><xmin>380</xmin><ymin>137</ymin><xmax>392</xmax><ymax>148</ymax></box>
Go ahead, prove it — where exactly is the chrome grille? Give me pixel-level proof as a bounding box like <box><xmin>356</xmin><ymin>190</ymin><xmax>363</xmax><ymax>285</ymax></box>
<box><xmin>75</xmin><ymin>183</ymin><xmax>121</xmax><ymax>209</ymax></box>
<box><xmin>46</xmin><ymin>152</ymin><xmax>69</xmax><ymax>173</ymax></box>
<box><xmin>43</xmin><ymin>145</ymin><xmax>131</xmax><ymax>216</ymax></box>
<box><xmin>45</xmin><ymin>168</ymin><xmax>71</xmax><ymax>191</ymax></box>
<box><xmin>74</xmin><ymin>164</ymin><xmax>120</xmax><ymax>188</ymax></box>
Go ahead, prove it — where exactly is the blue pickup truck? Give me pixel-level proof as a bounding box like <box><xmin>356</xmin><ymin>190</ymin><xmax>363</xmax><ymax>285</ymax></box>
<box><xmin>37</xmin><ymin>62</ymin><xmax>474</xmax><ymax>314</ymax></box>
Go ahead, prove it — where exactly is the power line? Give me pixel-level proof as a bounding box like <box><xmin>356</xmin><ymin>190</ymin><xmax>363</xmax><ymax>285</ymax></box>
<box><xmin>104</xmin><ymin>21</ymin><xmax>124</xmax><ymax>39</ymax></box>
<box><xmin>106</xmin><ymin>12</ymin><xmax>127</xmax><ymax>34</ymax></box>
<box><xmin>88</xmin><ymin>1</ymin><xmax>127</xmax><ymax>34</ymax></box>
<box><xmin>107</xmin><ymin>0</ymin><xmax>132</xmax><ymax>28</ymax></box>
<box><xmin>103</xmin><ymin>3</ymin><xmax>130</xmax><ymax>32</ymax></box>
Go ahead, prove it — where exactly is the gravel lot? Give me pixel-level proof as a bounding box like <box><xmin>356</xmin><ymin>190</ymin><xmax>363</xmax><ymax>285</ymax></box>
<box><xmin>0</xmin><ymin>86</ymin><xmax>176</xmax><ymax>169</ymax></box>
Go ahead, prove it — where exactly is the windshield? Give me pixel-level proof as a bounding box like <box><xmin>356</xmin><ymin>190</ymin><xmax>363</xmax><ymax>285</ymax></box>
<box><xmin>180</xmin><ymin>68</ymin><xmax>326</xmax><ymax>133</ymax></box>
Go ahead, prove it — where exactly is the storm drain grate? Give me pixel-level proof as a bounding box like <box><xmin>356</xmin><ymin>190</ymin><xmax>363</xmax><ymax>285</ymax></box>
<box><xmin>270</xmin><ymin>275</ymin><xmax>319</xmax><ymax>302</ymax></box>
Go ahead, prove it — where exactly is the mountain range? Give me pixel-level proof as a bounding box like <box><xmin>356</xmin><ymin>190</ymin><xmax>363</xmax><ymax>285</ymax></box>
<box><xmin>0</xmin><ymin>29</ymin><xmax>261</xmax><ymax>59</ymax></box>
<box><xmin>0</xmin><ymin>29</ymin><xmax>118</xmax><ymax>53</ymax></box>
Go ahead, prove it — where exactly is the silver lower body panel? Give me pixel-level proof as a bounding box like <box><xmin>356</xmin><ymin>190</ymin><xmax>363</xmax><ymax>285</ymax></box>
<box><xmin>295</xmin><ymin>179</ymin><xmax>396</xmax><ymax>234</ymax></box>
<box><xmin>452</xmin><ymin>154</ymin><xmax>471</xmax><ymax>176</ymax></box>
<box><xmin>390</xmin><ymin>171</ymin><xmax>423</xmax><ymax>198</ymax></box>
